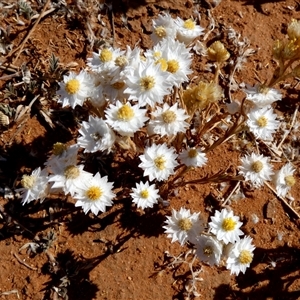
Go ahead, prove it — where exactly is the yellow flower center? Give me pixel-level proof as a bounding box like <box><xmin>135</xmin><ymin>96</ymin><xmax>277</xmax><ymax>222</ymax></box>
<box><xmin>86</xmin><ymin>186</ymin><xmax>102</xmax><ymax>201</ymax></box>
<box><xmin>52</xmin><ymin>142</ymin><xmax>67</xmax><ymax>156</ymax></box>
<box><xmin>140</xmin><ymin>76</ymin><xmax>155</xmax><ymax>90</ymax></box>
<box><xmin>162</xmin><ymin>110</ymin><xmax>176</xmax><ymax>124</ymax></box>
<box><xmin>65</xmin><ymin>79</ymin><xmax>80</xmax><ymax>95</ymax></box>
<box><xmin>115</xmin><ymin>55</ymin><xmax>127</xmax><ymax>67</ymax></box>
<box><xmin>64</xmin><ymin>165</ymin><xmax>80</xmax><ymax>179</ymax></box>
<box><xmin>90</xmin><ymin>132</ymin><xmax>102</xmax><ymax>141</ymax></box>
<box><xmin>222</xmin><ymin>218</ymin><xmax>236</xmax><ymax>231</ymax></box>
<box><xmin>21</xmin><ymin>175</ymin><xmax>36</xmax><ymax>189</ymax></box>
<box><xmin>153</xmin><ymin>51</ymin><xmax>162</xmax><ymax>59</ymax></box>
<box><xmin>140</xmin><ymin>189</ymin><xmax>149</xmax><ymax>199</ymax></box>
<box><xmin>183</xmin><ymin>19</ymin><xmax>195</xmax><ymax>30</ymax></box>
<box><xmin>167</xmin><ymin>59</ymin><xmax>180</xmax><ymax>73</ymax></box>
<box><xmin>155</xmin><ymin>58</ymin><xmax>168</xmax><ymax>71</ymax></box>
<box><xmin>251</xmin><ymin>161</ymin><xmax>263</xmax><ymax>173</ymax></box>
<box><xmin>188</xmin><ymin>149</ymin><xmax>198</xmax><ymax>158</ymax></box>
<box><xmin>257</xmin><ymin>85</ymin><xmax>269</xmax><ymax>95</ymax></box>
<box><xmin>285</xmin><ymin>175</ymin><xmax>296</xmax><ymax>187</ymax></box>
<box><xmin>99</xmin><ymin>48</ymin><xmax>113</xmax><ymax>62</ymax></box>
<box><xmin>239</xmin><ymin>250</ymin><xmax>253</xmax><ymax>264</ymax></box>
<box><xmin>111</xmin><ymin>81</ymin><xmax>125</xmax><ymax>90</ymax></box>
<box><xmin>154</xmin><ymin>26</ymin><xmax>167</xmax><ymax>38</ymax></box>
<box><xmin>203</xmin><ymin>246</ymin><xmax>213</xmax><ymax>256</ymax></box>
<box><xmin>257</xmin><ymin>116</ymin><xmax>268</xmax><ymax>128</ymax></box>
<box><xmin>178</xmin><ymin>218</ymin><xmax>193</xmax><ymax>231</ymax></box>
<box><xmin>154</xmin><ymin>156</ymin><xmax>166</xmax><ymax>170</ymax></box>
<box><xmin>117</xmin><ymin>104</ymin><xmax>135</xmax><ymax>121</ymax></box>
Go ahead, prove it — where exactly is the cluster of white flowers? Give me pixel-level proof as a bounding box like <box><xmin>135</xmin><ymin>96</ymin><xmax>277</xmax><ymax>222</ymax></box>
<box><xmin>163</xmin><ymin>207</ymin><xmax>255</xmax><ymax>275</ymax></box>
<box><xmin>238</xmin><ymin>153</ymin><xmax>296</xmax><ymax>196</ymax></box>
<box><xmin>16</xmin><ymin>11</ymin><xmax>298</xmax><ymax>282</ymax></box>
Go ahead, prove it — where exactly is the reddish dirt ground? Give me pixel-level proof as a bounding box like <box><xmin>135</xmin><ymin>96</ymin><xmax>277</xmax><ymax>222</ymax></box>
<box><xmin>0</xmin><ymin>0</ymin><xmax>300</xmax><ymax>299</ymax></box>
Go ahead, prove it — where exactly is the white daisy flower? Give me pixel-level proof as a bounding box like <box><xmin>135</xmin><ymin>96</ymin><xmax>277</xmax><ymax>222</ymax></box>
<box><xmin>87</xmin><ymin>46</ymin><xmax>125</xmax><ymax>74</ymax></box>
<box><xmin>209</xmin><ymin>209</ymin><xmax>244</xmax><ymax>244</ymax></box>
<box><xmin>105</xmin><ymin>100</ymin><xmax>148</xmax><ymax>136</ymax></box>
<box><xmin>175</xmin><ymin>17</ymin><xmax>204</xmax><ymax>45</ymax></box>
<box><xmin>57</xmin><ymin>70</ymin><xmax>94</xmax><ymax>109</ymax></box>
<box><xmin>158</xmin><ymin>38</ymin><xmax>193</xmax><ymax>87</ymax></box>
<box><xmin>124</xmin><ymin>59</ymin><xmax>171</xmax><ymax>107</ymax></box>
<box><xmin>246</xmin><ymin>107</ymin><xmax>280</xmax><ymax>141</ymax></box>
<box><xmin>17</xmin><ymin>167</ymin><xmax>49</xmax><ymax>205</ymax></box>
<box><xmin>77</xmin><ymin>115</ymin><xmax>116</xmax><ymax>153</ymax></box>
<box><xmin>138</xmin><ymin>143</ymin><xmax>179</xmax><ymax>182</ymax></box>
<box><xmin>45</xmin><ymin>144</ymin><xmax>79</xmax><ymax>174</ymax></box>
<box><xmin>151</xmin><ymin>12</ymin><xmax>177</xmax><ymax>45</ymax></box>
<box><xmin>147</xmin><ymin>103</ymin><xmax>189</xmax><ymax>137</ymax></box>
<box><xmin>48</xmin><ymin>164</ymin><xmax>93</xmax><ymax>196</ymax></box>
<box><xmin>239</xmin><ymin>153</ymin><xmax>274</xmax><ymax>188</ymax></box>
<box><xmin>163</xmin><ymin>207</ymin><xmax>205</xmax><ymax>246</ymax></box>
<box><xmin>273</xmin><ymin>163</ymin><xmax>296</xmax><ymax>197</ymax></box>
<box><xmin>178</xmin><ymin>147</ymin><xmax>208</xmax><ymax>167</ymax></box>
<box><xmin>74</xmin><ymin>172</ymin><xmax>115</xmax><ymax>215</ymax></box>
<box><xmin>130</xmin><ymin>181</ymin><xmax>160</xmax><ymax>209</ymax></box>
<box><xmin>195</xmin><ymin>235</ymin><xmax>223</xmax><ymax>266</ymax></box>
<box><xmin>226</xmin><ymin>236</ymin><xmax>255</xmax><ymax>275</ymax></box>
<box><xmin>243</xmin><ymin>84</ymin><xmax>282</xmax><ymax>108</ymax></box>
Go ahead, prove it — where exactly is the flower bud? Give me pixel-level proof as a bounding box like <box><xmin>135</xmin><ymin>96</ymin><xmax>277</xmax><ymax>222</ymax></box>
<box><xmin>207</xmin><ymin>41</ymin><xmax>230</xmax><ymax>63</ymax></box>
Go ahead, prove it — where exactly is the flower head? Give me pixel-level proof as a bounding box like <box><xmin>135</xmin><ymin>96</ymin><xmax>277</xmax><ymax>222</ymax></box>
<box><xmin>77</xmin><ymin>115</ymin><xmax>116</xmax><ymax>153</ymax></box>
<box><xmin>175</xmin><ymin>17</ymin><xmax>204</xmax><ymax>45</ymax></box>
<box><xmin>74</xmin><ymin>172</ymin><xmax>115</xmax><ymax>215</ymax></box>
<box><xmin>273</xmin><ymin>163</ymin><xmax>296</xmax><ymax>197</ymax></box>
<box><xmin>178</xmin><ymin>147</ymin><xmax>208</xmax><ymax>167</ymax></box>
<box><xmin>138</xmin><ymin>143</ymin><xmax>179</xmax><ymax>181</ymax></box>
<box><xmin>17</xmin><ymin>167</ymin><xmax>49</xmax><ymax>205</ymax></box>
<box><xmin>243</xmin><ymin>84</ymin><xmax>282</xmax><ymax>108</ymax></box>
<box><xmin>130</xmin><ymin>181</ymin><xmax>160</xmax><ymax>209</ymax></box>
<box><xmin>105</xmin><ymin>101</ymin><xmax>148</xmax><ymax>136</ymax></box>
<box><xmin>163</xmin><ymin>207</ymin><xmax>204</xmax><ymax>246</ymax></box>
<box><xmin>226</xmin><ymin>236</ymin><xmax>255</xmax><ymax>275</ymax></box>
<box><xmin>151</xmin><ymin>12</ymin><xmax>177</xmax><ymax>44</ymax></box>
<box><xmin>195</xmin><ymin>235</ymin><xmax>223</xmax><ymax>266</ymax></box>
<box><xmin>239</xmin><ymin>153</ymin><xmax>274</xmax><ymax>188</ymax></box>
<box><xmin>246</xmin><ymin>107</ymin><xmax>280</xmax><ymax>141</ymax></box>
<box><xmin>209</xmin><ymin>209</ymin><xmax>244</xmax><ymax>244</ymax></box>
<box><xmin>57</xmin><ymin>71</ymin><xmax>94</xmax><ymax>108</ymax></box>
<box><xmin>124</xmin><ymin>60</ymin><xmax>171</xmax><ymax>107</ymax></box>
<box><xmin>147</xmin><ymin>103</ymin><xmax>189</xmax><ymax>137</ymax></box>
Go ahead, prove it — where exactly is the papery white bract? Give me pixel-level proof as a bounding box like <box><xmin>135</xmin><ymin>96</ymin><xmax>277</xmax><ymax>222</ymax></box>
<box><xmin>77</xmin><ymin>115</ymin><xmax>116</xmax><ymax>153</ymax></box>
<box><xmin>239</xmin><ymin>153</ymin><xmax>274</xmax><ymax>188</ymax></box>
<box><xmin>246</xmin><ymin>107</ymin><xmax>279</xmax><ymax>141</ymax></box>
<box><xmin>158</xmin><ymin>38</ymin><xmax>193</xmax><ymax>87</ymax></box>
<box><xmin>178</xmin><ymin>147</ymin><xmax>208</xmax><ymax>167</ymax></box>
<box><xmin>147</xmin><ymin>103</ymin><xmax>189</xmax><ymax>137</ymax></box>
<box><xmin>18</xmin><ymin>167</ymin><xmax>49</xmax><ymax>205</ymax></box>
<box><xmin>209</xmin><ymin>209</ymin><xmax>244</xmax><ymax>244</ymax></box>
<box><xmin>226</xmin><ymin>236</ymin><xmax>255</xmax><ymax>275</ymax></box>
<box><xmin>105</xmin><ymin>100</ymin><xmax>148</xmax><ymax>136</ymax></box>
<box><xmin>195</xmin><ymin>235</ymin><xmax>223</xmax><ymax>266</ymax></box>
<box><xmin>87</xmin><ymin>47</ymin><xmax>125</xmax><ymax>74</ymax></box>
<box><xmin>130</xmin><ymin>181</ymin><xmax>160</xmax><ymax>209</ymax></box>
<box><xmin>124</xmin><ymin>59</ymin><xmax>171</xmax><ymax>107</ymax></box>
<box><xmin>74</xmin><ymin>172</ymin><xmax>115</xmax><ymax>215</ymax></box>
<box><xmin>151</xmin><ymin>12</ymin><xmax>177</xmax><ymax>44</ymax></box>
<box><xmin>175</xmin><ymin>17</ymin><xmax>204</xmax><ymax>45</ymax></box>
<box><xmin>163</xmin><ymin>207</ymin><xmax>204</xmax><ymax>246</ymax></box>
<box><xmin>273</xmin><ymin>163</ymin><xmax>296</xmax><ymax>197</ymax></box>
<box><xmin>243</xmin><ymin>84</ymin><xmax>282</xmax><ymax>108</ymax></box>
<box><xmin>138</xmin><ymin>143</ymin><xmax>179</xmax><ymax>181</ymax></box>
<box><xmin>48</xmin><ymin>164</ymin><xmax>93</xmax><ymax>196</ymax></box>
<box><xmin>57</xmin><ymin>70</ymin><xmax>94</xmax><ymax>109</ymax></box>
